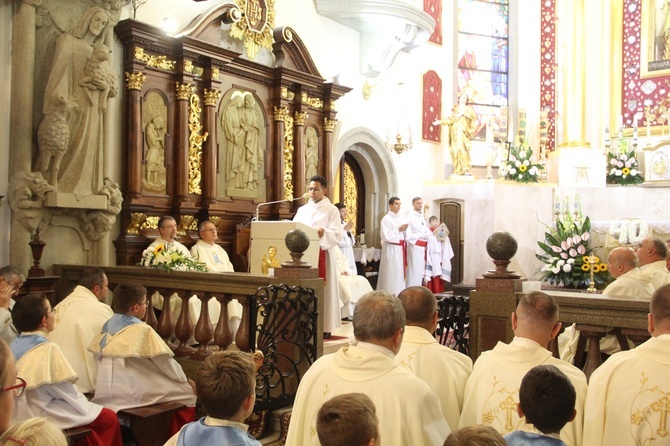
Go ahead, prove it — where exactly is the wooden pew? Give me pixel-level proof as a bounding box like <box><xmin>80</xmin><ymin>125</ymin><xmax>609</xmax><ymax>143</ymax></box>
<box><xmin>118</xmin><ymin>401</ymin><xmax>186</xmax><ymax>446</ymax></box>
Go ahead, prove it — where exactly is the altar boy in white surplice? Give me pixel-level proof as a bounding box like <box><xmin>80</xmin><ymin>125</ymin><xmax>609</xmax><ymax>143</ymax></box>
<box><xmin>89</xmin><ymin>284</ymin><xmax>196</xmax><ymax>436</ymax></box>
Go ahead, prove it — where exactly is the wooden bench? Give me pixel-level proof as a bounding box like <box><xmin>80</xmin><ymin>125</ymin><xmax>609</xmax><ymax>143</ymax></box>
<box><xmin>118</xmin><ymin>401</ymin><xmax>186</xmax><ymax>446</ymax></box>
<box><xmin>63</xmin><ymin>426</ymin><xmax>92</xmax><ymax>445</ymax></box>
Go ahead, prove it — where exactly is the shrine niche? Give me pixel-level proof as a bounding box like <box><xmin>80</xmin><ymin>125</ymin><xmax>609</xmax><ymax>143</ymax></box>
<box><xmin>113</xmin><ymin>5</ymin><xmax>351</xmax><ymax>267</ymax></box>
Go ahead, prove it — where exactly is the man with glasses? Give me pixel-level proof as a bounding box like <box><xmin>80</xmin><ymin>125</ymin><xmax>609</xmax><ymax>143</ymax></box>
<box><xmin>147</xmin><ymin>215</ymin><xmax>192</xmax><ymax>259</ymax></box>
<box><xmin>48</xmin><ymin>267</ymin><xmax>113</xmax><ymax>394</ymax></box>
<box><xmin>0</xmin><ymin>266</ymin><xmax>24</xmax><ymax>345</ymax></box>
<box><xmin>294</xmin><ymin>175</ymin><xmax>343</xmax><ymax>336</ymax></box>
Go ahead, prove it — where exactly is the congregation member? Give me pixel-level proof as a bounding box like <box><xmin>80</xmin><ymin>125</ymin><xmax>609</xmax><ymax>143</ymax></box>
<box><xmin>10</xmin><ymin>294</ymin><xmax>122</xmax><ymax>446</ymax></box>
<box><xmin>397</xmin><ymin>286</ymin><xmax>472</xmax><ymax>430</ymax></box>
<box><xmin>335</xmin><ymin>202</ymin><xmax>357</xmax><ymax>273</ymax></box>
<box><xmin>165</xmin><ymin>351</ymin><xmax>261</xmax><ymax>446</ymax></box>
<box><xmin>286</xmin><ymin>290</ymin><xmax>449</xmax><ymax>445</ymax></box>
<box><xmin>504</xmin><ymin>365</ymin><xmax>576</xmax><ymax>446</ymax></box>
<box><xmin>377</xmin><ymin>197</ymin><xmax>411</xmax><ymax>296</ymax></box>
<box><xmin>48</xmin><ymin>267</ymin><xmax>113</xmax><ymax>394</ymax></box>
<box><xmin>0</xmin><ymin>266</ymin><xmax>24</xmax><ymax>344</ymax></box>
<box><xmin>1</xmin><ymin>339</ymin><xmax>17</xmax><ymax>437</ymax></box>
<box><xmin>426</xmin><ymin>216</ymin><xmax>454</xmax><ymax>294</ymax></box>
<box><xmin>560</xmin><ymin>247</ymin><xmax>653</xmax><ymax>363</ymax></box>
<box><xmin>636</xmin><ymin>237</ymin><xmax>670</xmax><ymax>290</ymax></box>
<box><xmin>316</xmin><ymin>393</ymin><xmax>379</xmax><ymax>446</ymax></box>
<box><xmin>147</xmin><ymin>215</ymin><xmax>192</xmax><ymax>258</ymax></box>
<box><xmin>459</xmin><ymin>292</ymin><xmax>586</xmax><ymax>446</ymax></box>
<box><xmin>89</xmin><ymin>284</ymin><xmax>196</xmax><ymax>434</ymax></box>
<box><xmin>1</xmin><ymin>417</ymin><xmax>68</xmax><ymax>446</ymax></box>
<box><xmin>293</xmin><ymin>175</ymin><xmax>343</xmax><ymax>335</ymax></box>
<box><xmin>583</xmin><ymin>284</ymin><xmax>670</xmax><ymax>446</ymax></box>
<box><xmin>406</xmin><ymin>197</ymin><xmax>432</xmax><ymax>287</ymax></box>
<box><xmin>443</xmin><ymin>425</ymin><xmax>506</xmax><ymax>446</ymax></box>
<box><xmin>190</xmin><ymin>220</ymin><xmax>243</xmax><ymax>336</ymax></box>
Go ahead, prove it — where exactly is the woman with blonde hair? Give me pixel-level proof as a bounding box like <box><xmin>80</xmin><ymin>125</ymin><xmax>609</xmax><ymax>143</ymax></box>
<box><xmin>0</xmin><ymin>417</ymin><xmax>67</xmax><ymax>446</ymax></box>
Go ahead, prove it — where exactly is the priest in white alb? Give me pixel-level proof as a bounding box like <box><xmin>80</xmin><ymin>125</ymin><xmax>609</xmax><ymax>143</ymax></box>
<box><xmin>406</xmin><ymin>197</ymin><xmax>432</xmax><ymax>287</ymax></box>
<box><xmin>397</xmin><ymin>286</ymin><xmax>472</xmax><ymax>430</ymax></box>
<box><xmin>146</xmin><ymin>215</ymin><xmax>192</xmax><ymax>258</ymax></box>
<box><xmin>460</xmin><ymin>292</ymin><xmax>587</xmax><ymax>446</ymax></box>
<box><xmin>583</xmin><ymin>284</ymin><xmax>670</xmax><ymax>446</ymax></box>
<box><xmin>293</xmin><ymin>175</ymin><xmax>343</xmax><ymax>335</ymax></box>
<box><xmin>636</xmin><ymin>237</ymin><xmax>670</xmax><ymax>290</ymax></box>
<box><xmin>377</xmin><ymin>196</ymin><xmax>411</xmax><ymax>296</ymax></box>
<box><xmin>286</xmin><ymin>291</ymin><xmax>450</xmax><ymax>446</ymax></box>
<box><xmin>48</xmin><ymin>266</ymin><xmax>113</xmax><ymax>394</ymax></box>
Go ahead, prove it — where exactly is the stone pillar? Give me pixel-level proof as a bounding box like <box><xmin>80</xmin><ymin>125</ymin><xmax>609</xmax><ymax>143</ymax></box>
<box><xmin>323</xmin><ymin>118</ymin><xmax>337</xmax><ymax>185</ymax></box>
<box><xmin>174</xmin><ymin>82</ymin><xmax>193</xmax><ymax>203</ymax></box>
<box><xmin>125</xmin><ymin>71</ymin><xmax>146</xmax><ymax>199</ymax></box>
<box><xmin>202</xmin><ymin>89</ymin><xmax>221</xmax><ymax>204</ymax></box>
<box><xmin>9</xmin><ymin>0</ymin><xmax>40</xmax><ymax>271</ymax></box>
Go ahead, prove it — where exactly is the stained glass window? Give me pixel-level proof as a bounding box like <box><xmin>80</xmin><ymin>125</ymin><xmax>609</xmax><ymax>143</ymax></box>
<box><xmin>457</xmin><ymin>0</ymin><xmax>508</xmax><ymax>140</ymax></box>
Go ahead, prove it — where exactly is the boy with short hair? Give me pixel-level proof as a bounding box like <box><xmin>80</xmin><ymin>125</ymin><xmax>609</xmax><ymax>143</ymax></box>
<box><xmin>316</xmin><ymin>393</ymin><xmax>379</xmax><ymax>446</ymax></box>
<box><xmin>165</xmin><ymin>351</ymin><xmax>261</xmax><ymax>445</ymax></box>
<box><xmin>10</xmin><ymin>293</ymin><xmax>122</xmax><ymax>446</ymax></box>
<box><xmin>89</xmin><ymin>283</ymin><xmax>196</xmax><ymax>434</ymax></box>
<box><xmin>504</xmin><ymin>364</ymin><xmax>576</xmax><ymax>446</ymax></box>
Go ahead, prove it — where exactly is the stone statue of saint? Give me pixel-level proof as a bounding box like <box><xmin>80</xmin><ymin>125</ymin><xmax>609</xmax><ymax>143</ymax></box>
<box><xmin>305</xmin><ymin>129</ymin><xmax>318</xmax><ymax>187</ymax></box>
<box><xmin>144</xmin><ymin>116</ymin><xmax>166</xmax><ymax>193</ymax></box>
<box><xmin>40</xmin><ymin>7</ymin><xmax>114</xmax><ymax>197</ymax></box>
<box><xmin>435</xmin><ymin>86</ymin><xmax>478</xmax><ymax>176</ymax></box>
<box><xmin>223</xmin><ymin>92</ymin><xmax>262</xmax><ymax>191</ymax></box>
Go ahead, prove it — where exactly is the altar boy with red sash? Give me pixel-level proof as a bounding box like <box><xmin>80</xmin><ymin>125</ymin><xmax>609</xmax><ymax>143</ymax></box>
<box><xmin>89</xmin><ymin>283</ymin><xmax>196</xmax><ymax>436</ymax></box>
<box><xmin>10</xmin><ymin>293</ymin><xmax>122</xmax><ymax>446</ymax></box>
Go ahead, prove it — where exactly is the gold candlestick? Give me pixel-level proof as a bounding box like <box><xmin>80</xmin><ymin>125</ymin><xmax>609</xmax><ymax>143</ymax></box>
<box><xmin>586</xmin><ymin>253</ymin><xmax>598</xmax><ymax>293</ymax></box>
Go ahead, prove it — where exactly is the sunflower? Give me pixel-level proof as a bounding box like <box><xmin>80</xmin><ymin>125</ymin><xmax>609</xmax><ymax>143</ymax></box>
<box><xmin>599</xmin><ymin>263</ymin><xmax>608</xmax><ymax>272</ymax></box>
<box><xmin>622</xmin><ymin>167</ymin><xmax>631</xmax><ymax>175</ymax></box>
<box><xmin>154</xmin><ymin>244</ymin><xmax>165</xmax><ymax>254</ymax></box>
<box><xmin>519</xmin><ymin>165</ymin><xmax>528</xmax><ymax>172</ymax></box>
<box><xmin>582</xmin><ymin>256</ymin><xmax>589</xmax><ymax>263</ymax></box>
<box><xmin>591</xmin><ymin>264</ymin><xmax>600</xmax><ymax>273</ymax></box>
<box><xmin>581</xmin><ymin>263</ymin><xmax>590</xmax><ymax>271</ymax></box>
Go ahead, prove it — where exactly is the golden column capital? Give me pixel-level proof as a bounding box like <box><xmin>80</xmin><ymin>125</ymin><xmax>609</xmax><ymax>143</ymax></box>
<box><xmin>125</xmin><ymin>71</ymin><xmax>147</xmax><ymax>91</ymax></box>
<box><xmin>273</xmin><ymin>106</ymin><xmax>289</xmax><ymax>121</ymax></box>
<box><xmin>294</xmin><ymin>111</ymin><xmax>308</xmax><ymax>126</ymax></box>
<box><xmin>176</xmin><ymin>82</ymin><xmax>194</xmax><ymax>100</ymax></box>
<box><xmin>203</xmin><ymin>89</ymin><xmax>221</xmax><ymax>107</ymax></box>
<box><xmin>323</xmin><ymin>117</ymin><xmax>337</xmax><ymax>132</ymax></box>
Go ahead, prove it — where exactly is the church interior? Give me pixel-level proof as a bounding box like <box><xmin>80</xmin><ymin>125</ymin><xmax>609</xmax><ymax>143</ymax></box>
<box><xmin>2</xmin><ymin>0</ymin><xmax>670</xmax><ymax>444</ymax></box>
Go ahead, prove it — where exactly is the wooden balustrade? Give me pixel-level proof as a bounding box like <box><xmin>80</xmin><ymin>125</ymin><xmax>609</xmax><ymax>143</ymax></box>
<box><xmin>469</xmin><ymin>284</ymin><xmax>651</xmax><ymax>377</ymax></box>
<box><xmin>53</xmin><ymin>265</ymin><xmax>325</xmax><ymax>358</ymax></box>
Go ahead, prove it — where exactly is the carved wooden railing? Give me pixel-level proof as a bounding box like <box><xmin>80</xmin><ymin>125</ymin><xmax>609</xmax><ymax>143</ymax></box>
<box><xmin>53</xmin><ymin>265</ymin><xmax>325</xmax><ymax>360</ymax></box>
<box><xmin>436</xmin><ymin>294</ymin><xmax>470</xmax><ymax>355</ymax></box>
<box><xmin>469</xmin><ymin>286</ymin><xmax>650</xmax><ymax>379</ymax></box>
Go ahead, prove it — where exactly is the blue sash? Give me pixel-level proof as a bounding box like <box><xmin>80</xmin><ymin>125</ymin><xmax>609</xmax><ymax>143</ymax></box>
<box><xmin>177</xmin><ymin>418</ymin><xmax>261</xmax><ymax>446</ymax></box>
<box><xmin>11</xmin><ymin>334</ymin><xmax>48</xmax><ymax>361</ymax></box>
<box><xmin>100</xmin><ymin>314</ymin><xmax>142</xmax><ymax>348</ymax></box>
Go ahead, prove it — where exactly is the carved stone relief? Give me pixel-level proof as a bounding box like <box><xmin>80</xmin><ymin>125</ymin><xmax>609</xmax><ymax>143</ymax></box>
<box><xmin>218</xmin><ymin>90</ymin><xmax>266</xmax><ymax>199</ymax></box>
<box><xmin>143</xmin><ymin>91</ymin><xmax>168</xmax><ymax>194</ymax></box>
<box><xmin>73</xmin><ymin>178</ymin><xmax>123</xmax><ymax>240</ymax></box>
<box><xmin>7</xmin><ymin>172</ymin><xmax>55</xmax><ymax>234</ymax></box>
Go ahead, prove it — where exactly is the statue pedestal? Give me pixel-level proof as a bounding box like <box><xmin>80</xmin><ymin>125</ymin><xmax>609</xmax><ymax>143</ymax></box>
<box><xmin>449</xmin><ymin>173</ymin><xmax>476</xmax><ymax>182</ymax></box>
<box><xmin>46</xmin><ymin>192</ymin><xmax>107</xmax><ymax>209</ymax></box>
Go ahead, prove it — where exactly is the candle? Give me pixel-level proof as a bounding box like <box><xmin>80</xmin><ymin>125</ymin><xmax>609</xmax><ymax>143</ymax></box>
<box><xmin>554</xmin><ymin>195</ymin><xmax>561</xmax><ymax>216</ymax></box>
<box><xmin>518</xmin><ymin>109</ymin><xmax>527</xmax><ymax>142</ymax></box>
<box><xmin>633</xmin><ymin>116</ymin><xmax>639</xmax><ymax>139</ymax></box>
<box><xmin>486</xmin><ymin>118</ymin><xmax>493</xmax><ymax>145</ymax></box>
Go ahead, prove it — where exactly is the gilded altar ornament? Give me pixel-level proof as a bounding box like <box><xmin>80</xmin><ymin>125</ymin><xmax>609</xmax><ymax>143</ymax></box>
<box><xmin>134</xmin><ymin>47</ymin><xmax>175</xmax><ymax>71</ymax></box>
<box><xmin>230</xmin><ymin>0</ymin><xmax>275</xmax><ymax>59</ymax></box>
<box><xmin>300</xmin><ymin>93</ymin><xmax>323</xmax><ymax>109</ymax></box>
<box><xmin>283</xmin><ymin>112</ymin><xmax>295</xmax><ymax>200</ymax></box>
<box><xmin>125</xmin><ymin>71</ymin><xmax>146</xmax><ymax>90</ymax></box>
<box><xmin>323</xmin><ymin>118</ymin><xmax>337</xmax><ymax>132</ymax></box>
<box><xmin>203</xmin><ymin>88</ymin><xmax>221</xmax><ymax>106</ymax></box>
<box><xmin>178</xmin><ymin>215</ymin><xmax>195</xmax><ymax>236</ymax></box>
<box><xmin>329</xmin><ymin>100</ymin><xmax>337</xmax><ymax>111</ymax></box>
<box><xmin>294</xmin><ymin>111</ymin><xmax>308</xmax><ymax>126</ymax></box>
<box><xmin>183</xmin><ymin>60</ymin><xmax>194</xmax><ymax>74</ymax></box>
<box><xmin>176</xmin><ymin>82</ymin><xmax>194</xmax><ymax>100</ymax></box>
<box><xmin>141</xmin><ymin>216</ymin><xmax>159</xmax><ymax>229</ymax></box>
<box><xmin>261</xmin><ymin>245</ymin><xmax>281</xmax><ymax>274</ymax></box>
<box><xmin>273</xmin><ymin>106</ymin><xmax>289</xmax><ymax>121</ymax></box>
<box><xmin>280</xmin><ymin>87</ymin><xmax>288</xmax><ymax>99</ymax></box>
<box><xmin>126</xmin><ymin>212</ymin><xmax>147</xmax><ymax>235</ymax></box>
<box><xmin>211</xmin><ymin>67</ymin><xmax>220</xmax><ymax>81</ymax></box>
<box><xmin>210</xmin><ymin>216</ymin><xmax>221</xmax><ymax>227</ymax></box>
<box><xmin>188</xmin><ymin>93</ymin><xmax>208</xmax><ymax>195</ymax></box>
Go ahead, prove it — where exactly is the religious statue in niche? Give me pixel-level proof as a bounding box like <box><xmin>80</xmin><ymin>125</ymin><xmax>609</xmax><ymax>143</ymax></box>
<box><xmin>144</xmin><ymin>116</ymin><xmax>167</xmax><ymax>193</ymax></box>
<box><xmin>304</xmin><ymin>127</ymin><xmax>318</xmax><ymax>187</ymax></box>
<box><xmin>434</xmin><ymin>86</ymin><xmax>478</xmax><ymax>176</ymax></box>
<box><xmin>221</xmin><ymin>91</ymin><xmax>264</xmax><ymax>196</ymax></box>
<box><xmin>37</xmin><ymin>6</ymin><xmax>118</xmax><ymax>197</ymax></box>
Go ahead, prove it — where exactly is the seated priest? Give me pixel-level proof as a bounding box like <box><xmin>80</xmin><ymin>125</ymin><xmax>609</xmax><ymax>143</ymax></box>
<box><xmin>334</xmin><ymin>246</ymin><xmax>373</xmax><ymax>320</ymax></box>
<box><xmin>10</xmin><ymin>294</ymin><xmax>122</xmax><ymax>446</ymax></box>
<box><xmin>636</xmin><ymin>237</ymin><xmax>670</xmax><ymax>290</ymax></box>
<box><xmin>89</xmin><ymin>284</ymin><xmax>196</xmax><ymax>436</ymax></box>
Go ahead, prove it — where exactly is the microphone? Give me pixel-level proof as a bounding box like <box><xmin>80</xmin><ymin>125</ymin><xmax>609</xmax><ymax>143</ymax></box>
<box><xmin>255</xmin><ymin>192</ymin><xmax>309</xmax><ymax>221</ymax></box>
